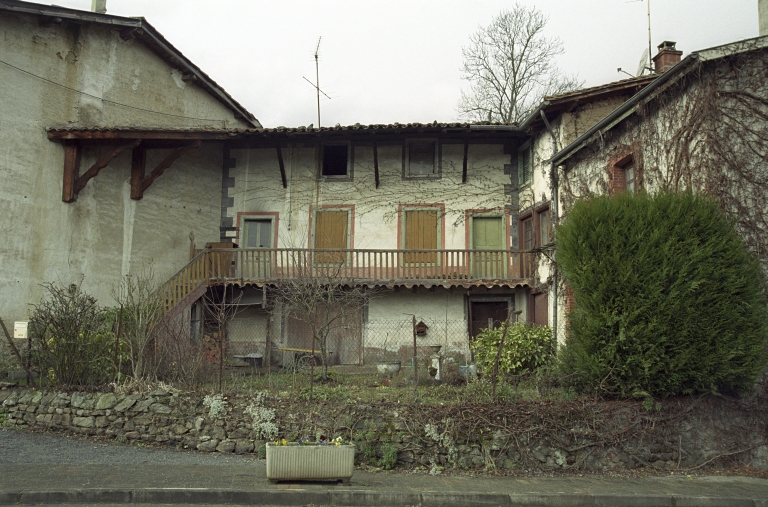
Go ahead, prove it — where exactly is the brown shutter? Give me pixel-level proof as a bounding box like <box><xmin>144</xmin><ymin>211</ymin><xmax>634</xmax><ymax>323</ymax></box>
<box><xmin>404</xmin><ymin>210</ymin><xmax>437</xmax><ymax>264</ymax></box>
<box><xmin>314</xmin><ymin>210</ymin><xmax>348</xmax><ymax>263</ymax></box>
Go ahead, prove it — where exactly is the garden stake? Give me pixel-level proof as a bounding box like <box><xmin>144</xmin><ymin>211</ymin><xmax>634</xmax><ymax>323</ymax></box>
<box><xmin>491</xmin><ymin>308</ymin><xmax>514</xmax><ymax>400</ymax></box>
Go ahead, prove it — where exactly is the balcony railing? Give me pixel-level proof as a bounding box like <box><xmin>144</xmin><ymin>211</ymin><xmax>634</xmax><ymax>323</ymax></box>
<box><xmin>204</xmin><ymin>248</ymin><xmax>533</xmax><ymax>283</ymax></box>
<box><xmin>158</xmin><ymin>247</ymin><xmax>535</xmax><ymax>320</ymax></box>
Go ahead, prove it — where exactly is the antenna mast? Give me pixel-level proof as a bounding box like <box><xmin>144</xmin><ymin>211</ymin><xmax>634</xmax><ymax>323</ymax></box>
<box><xmin>302</xmin><ymin>37</ymin><xmax>331</xmax><ymax>128</ymax></box>
<box><xmin>314</xmin><ymin>37</ymin><xmax>321</xmax><ymax>127</ymax></box>
<box><xmin>647</xmin><ymin>0</ymin><xmax>652</xmax><ymax>73</ymax></box>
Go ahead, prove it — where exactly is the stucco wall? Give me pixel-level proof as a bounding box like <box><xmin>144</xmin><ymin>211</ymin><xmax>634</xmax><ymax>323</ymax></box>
<box><xmin>0</xmin><ymin>12</ymin><xmax>243</xmax><ymax>322</ymax></box>
<box><xmin>227</xmin><ymin>143</ymin><xmax>512</xmax><ymax>252</ymax></box>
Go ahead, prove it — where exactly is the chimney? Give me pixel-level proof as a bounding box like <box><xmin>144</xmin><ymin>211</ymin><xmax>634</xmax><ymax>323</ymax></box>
<box><xmin>91</xmin><ymin>0</ymin><xmax>107</xmax><ymax>14</ymax></box>
<box><xmin>652</xmin><ymin>41</ymin><xmax>682</xmax><ymax>73</ymax></box>
<box><xmin>760</xmin><ymin>0</ymin><xmax>768</xmax><ymax>36</ymax></box>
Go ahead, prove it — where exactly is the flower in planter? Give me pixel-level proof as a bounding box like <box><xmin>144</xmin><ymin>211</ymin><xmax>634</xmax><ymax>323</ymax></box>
<box><xmin>273</xmin><ymin>436</ymin><xmax>346</xmax><ymax>446</ymax></box>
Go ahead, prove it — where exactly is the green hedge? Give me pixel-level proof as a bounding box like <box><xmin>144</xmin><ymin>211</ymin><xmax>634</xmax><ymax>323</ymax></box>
<box><xmin>557</xmin><ymin>191</ymin><xmax>768</xmax><ymax>398</ymax></box>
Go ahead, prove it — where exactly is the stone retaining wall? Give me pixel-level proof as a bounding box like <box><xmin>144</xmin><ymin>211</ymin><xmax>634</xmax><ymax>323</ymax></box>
<box><xmin>1</xmin><ymin>388</ymin><xmax>767</xmax><ymax>473</ymax></box>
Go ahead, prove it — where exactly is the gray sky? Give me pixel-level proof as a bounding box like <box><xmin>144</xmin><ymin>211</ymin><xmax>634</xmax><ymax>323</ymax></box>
<box><xmin>46</xmin><ymin>0</ymin><xmax>758</xmax><ymax>127</ymax></box>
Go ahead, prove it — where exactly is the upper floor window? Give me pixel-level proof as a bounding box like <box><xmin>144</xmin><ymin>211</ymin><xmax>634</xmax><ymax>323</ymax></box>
<box><xmin>519</xmin><ymin>204</ymin><xmax>550</xmax><ymax>251</ymax></box>
<box><xmin>243</xmin><ymin>218</ymin><xmax>272</xmax><ymax>248</ymax></box>
<box><xmin>518</xmin><ymin>141</ymin><xmax>532</xmax><ymax>187</ymax></box>
<box><xmin>539</xmin><ymin>208</ymin><xmax>550</xmax><ymax>246</ymax></box>
<box><xmin>321</xmin><ymin>143</ymin><xmax>351</xmax><ymax>178</ymax></box>
<box><xmin>405</xmin><ymin>139</ymin><xmax>439</xmax><ymax>178</ymax></box>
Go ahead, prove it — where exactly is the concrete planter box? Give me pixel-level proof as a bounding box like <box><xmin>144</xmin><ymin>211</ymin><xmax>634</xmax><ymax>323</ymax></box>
<box><xmin>266</xmin><ymin>443</ymin><xmax>355</xmax><ymax>483</ymax></box>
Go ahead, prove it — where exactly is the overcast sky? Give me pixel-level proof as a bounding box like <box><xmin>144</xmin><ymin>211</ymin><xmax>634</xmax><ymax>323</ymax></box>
<box><xmin>45</xmin><ymin>0</ymin><xmax>758</xmax><ymax>127</ymax></box>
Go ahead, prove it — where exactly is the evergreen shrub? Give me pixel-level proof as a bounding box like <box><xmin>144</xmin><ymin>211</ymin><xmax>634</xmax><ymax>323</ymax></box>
<box><xmin>557</xmin><ymin>191</ymin><xmax>768</xmax><ymax>397</ymax></box>
<box><xmin>472</xmin><ymin>322</ymin><xmax>554</xmax><ymax>377</ymax></box>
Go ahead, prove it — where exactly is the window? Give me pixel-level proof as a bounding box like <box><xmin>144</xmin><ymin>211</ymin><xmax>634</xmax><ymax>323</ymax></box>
<box><xmin>518</xmin><ymin>141</ymin><xmax>532</xmax><ymax>186</ymax></box>
<box><xmin>519</xmin><ymin>205</ymin><xmax>550</xmax><ymax>250</ymax></box>
<box><xmin>321</xmin><ymin>144</ymin><xmax>350</xmax><ymax>177</ymax></box>
<box><xmin>522</xmin><ymin>216</ymin><xmax>533</xmax><ymax>250</ymax></box>
<box><xmin>313</xmin><ymin>209</ymin><xmax>350</xmax><ymax>263</ymax></box>
<box><xmin>243</xmin><ymin>219</ymin><xmax>272</xmax><ymax>248</ymax></box>
<box><xmin>625</xmin><ymin>163</ymin><xmax>635</xmax><ymax>193</ymax></box>
<box><xmin>405</xmin><ymin>139</ymin><xmax>439</xmax><ymax>178</ymax></box>
<box><xmin>539</xmin><ymin>209</ymin><xmax>550</xmax><ymax>246</ymax></box>
<box><xmin>403</xmin><ymin>209</ymin><xmax>439</xmax><ymax>264</ymax></box>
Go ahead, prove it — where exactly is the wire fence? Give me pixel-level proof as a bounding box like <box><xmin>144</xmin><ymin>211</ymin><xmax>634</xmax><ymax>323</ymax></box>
<box><xmin>362</xmin><ymin>319</ymin><xmax>470</xmax><ymax>365</ymax></box>
<box><xmin>222</xmin><ymin>312</ymin><xmax>472</xmax><ymax>368</ymax></box>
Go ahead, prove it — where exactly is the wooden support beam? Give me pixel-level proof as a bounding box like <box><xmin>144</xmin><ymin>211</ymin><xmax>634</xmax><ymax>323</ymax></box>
<box><xmin>462</xmin><ymin>139</ymin><xmax>469</xmax><ymax>184</ymax></box>
<box><xmin>140</xmin><ymin>140</ymin><xmax>201</xmax><ymax>194</ymax></box>
<box><xmin>62</xmin><ymin>143</ymin><xmax>81</xmax><ymax>202</ymax></box>
<box><xmin>130</xmin><ymin>144</ymin><xmax>147</xmax><ymax>200</ymax></box>
<box><xmin>374</xmin><ymin>141</ymin><xmax>380</xmax><ymax>189</ymax></box>
<box><xmin>275</xmin><ymin>145</ymin><xmax>287</xmax><ymax>189</ymax></box>
<box><xmin>74</xmin><ymin>142</ymin><xmax>138</xmax><ymax>194</ymax></box>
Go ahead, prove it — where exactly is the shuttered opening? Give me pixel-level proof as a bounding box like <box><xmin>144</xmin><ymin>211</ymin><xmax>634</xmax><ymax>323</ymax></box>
<box><xmin>404</xmin><ymin>210</ymin><xmax>437</xmax><ymax>264</ymax></box>
<box><xmin>314</xmin><ymin>210</ymin><xmax>348</xmax><ymax>264</ymax></box>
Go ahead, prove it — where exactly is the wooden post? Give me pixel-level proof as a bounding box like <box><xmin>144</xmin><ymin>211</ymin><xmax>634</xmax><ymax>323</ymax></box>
<box><xmin>412</xmin><ymin>314</ymin><xmax>418</xmax><ymax>399</ymax></box>
<box><xmin>462</xmin><ymin>139</ymin><xmax>468</xmax><ymax>184</ymax></box>
<box><xmin>62</xmin><ymin>143</ymin><xmax>81</xmax><ymax>202</ymax></box>
<box><xmin>130</xmin><ymin>144</ymin><xmax>147</xmax><ymax>200</ymax></box>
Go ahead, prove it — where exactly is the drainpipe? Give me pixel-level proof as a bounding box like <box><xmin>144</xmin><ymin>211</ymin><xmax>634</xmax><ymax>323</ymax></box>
<box><xmin>539</xmin><ymin>110</ymin><xmax>559</xmax><ymax>349</ymax></box>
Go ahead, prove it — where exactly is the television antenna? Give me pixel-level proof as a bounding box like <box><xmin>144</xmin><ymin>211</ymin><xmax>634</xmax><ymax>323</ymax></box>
<box><xmin>624</xmin><ymin>0</ymin><xmax>653</xmax><ymax>75</ymax></box>
<box><xmin>302</xmin><ymin>37</ymin><xmax>331</xmax><ymax>128</ymax></box>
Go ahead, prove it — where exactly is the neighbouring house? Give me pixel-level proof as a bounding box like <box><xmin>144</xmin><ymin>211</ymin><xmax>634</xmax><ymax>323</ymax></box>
<box><xmin>528</xmin><ymin>35</ymin><xmax>768</xmax><ymax>343</ymax></box>
<box><xmin>0</xmin><ymin>0</ymin><xmax>258</xmax><ymax>332</ymax></box>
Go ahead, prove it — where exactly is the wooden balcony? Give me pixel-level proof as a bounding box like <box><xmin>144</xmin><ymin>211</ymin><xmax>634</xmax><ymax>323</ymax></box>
<box><xmin>159</xmin><ymin>247</ymin><xmax>534</xmax><ymax>319</ymax></box>
<box><xmin>206</xmin><ymin>248</ymin><xmax>533</xmax><ymax>284</ymax></box>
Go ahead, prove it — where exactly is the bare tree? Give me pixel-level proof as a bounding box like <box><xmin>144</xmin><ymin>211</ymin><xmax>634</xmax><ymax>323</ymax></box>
<box><xmin>270</xmin><ymin>258</ymin><xmax>373</xmax><ymax>381</ymax></box>
<box><xmin>112</xmin><ymin>267</ymin><xmax>163</xmax><ymax>380</ymax></box>
<box><xmin>458</xmin><ymin>5</ymin><xmax>583</xmax><ymax>123</ymax></box>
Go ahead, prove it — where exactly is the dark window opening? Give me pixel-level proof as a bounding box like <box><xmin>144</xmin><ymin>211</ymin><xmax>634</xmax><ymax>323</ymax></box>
<box><xmin>322</xmin><ymin>145</ymin><xmax>349</xmax><ymax>176</ymax></box>
<box><xmin>408</xmin><ymin>141</ymin><xmax>436</xmax><ymax>175</ymax></box>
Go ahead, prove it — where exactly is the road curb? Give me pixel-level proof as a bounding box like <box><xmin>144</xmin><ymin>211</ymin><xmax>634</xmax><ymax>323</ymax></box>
<box><xmin>0</xmin><ymin>489</ymin><xmax>766</xmax><ymax>506</ymax></box>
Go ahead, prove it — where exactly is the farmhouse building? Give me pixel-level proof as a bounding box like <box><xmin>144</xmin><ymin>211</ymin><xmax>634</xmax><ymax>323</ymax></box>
<box><xmin>5</xmin><ymin>0</ymin><xmax>764</xmax><ymax>370</ymax></box>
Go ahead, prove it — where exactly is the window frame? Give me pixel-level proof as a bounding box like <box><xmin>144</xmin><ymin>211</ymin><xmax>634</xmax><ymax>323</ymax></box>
<box><xmin>403</xmin><ymin>138</ymin><xmax>442</xmax><ymax>180</ymax></box>
<box><xmin>518</xmin><ymin>203</ymin><xmax>551</xmax><ymax>250</ymax></box>
<box><xmin>235</xmin><ymin>211</ymin><xmax>279</xmax><ymax>249</ymax></box>
<box><xmin>318</xmin><ymin>142</ymin><xmax>354</xmax><ymax>181</ymax></box>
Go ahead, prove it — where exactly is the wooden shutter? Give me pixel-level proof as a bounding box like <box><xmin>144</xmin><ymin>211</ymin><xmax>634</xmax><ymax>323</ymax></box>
<box><xmin>314</xmin><ymin>210</ymin><xmax>348</xmax><ymax>263</ymax></box>
<box><xmin>404</xmin><ymin>210</ymin><xmax>437</xmax><ymax>264</ymax></box>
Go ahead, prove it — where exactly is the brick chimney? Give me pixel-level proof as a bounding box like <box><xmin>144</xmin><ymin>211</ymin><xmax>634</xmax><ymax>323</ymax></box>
<box><xmin>91</xmin><ymin>0</ymin><xmax>106</xmax><ymax>14</ymax></box>
<box><xmin>652</xmin><ymin>41</ymin><xmax>682</xmax><ymax>73</ymax></box>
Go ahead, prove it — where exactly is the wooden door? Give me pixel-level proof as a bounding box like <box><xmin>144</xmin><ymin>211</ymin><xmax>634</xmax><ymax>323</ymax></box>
<box><xmin>242</xmin><ymin>219</ymin><xmax>271</xmax><ymax>278</ymax></box>
<box><xmin>471</xmin><ymin>216</ymin><xmax>506</xmax><ymax>278</ymax></box>
<box><xmin>470</xmin><ymin>301</ymin><xmax>510</xmax><ymax>340</ymax></box>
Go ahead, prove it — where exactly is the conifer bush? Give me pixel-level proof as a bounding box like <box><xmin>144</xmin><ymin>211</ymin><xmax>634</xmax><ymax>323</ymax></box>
<box><xmin>557</xmin><ymin>191</ymin><xmax>768</xmax><ymax>398</ymax></box>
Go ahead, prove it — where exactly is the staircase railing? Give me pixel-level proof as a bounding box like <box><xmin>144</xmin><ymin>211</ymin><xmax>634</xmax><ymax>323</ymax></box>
<box><xmin>158</xmin><ymin>249</ymin><xmax>210</xmax><ymax>317</ymax></box>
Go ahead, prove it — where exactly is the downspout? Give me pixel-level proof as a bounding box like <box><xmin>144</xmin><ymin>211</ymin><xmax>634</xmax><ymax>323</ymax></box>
<box><xmin>539</xmin><ymin>110</ymin><xmax>559</xmax><ymax>349</ymax></box>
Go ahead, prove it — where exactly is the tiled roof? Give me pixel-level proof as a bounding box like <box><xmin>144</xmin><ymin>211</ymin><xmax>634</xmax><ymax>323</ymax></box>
<box><xmin>544</xmin><ymin>75</ymin><xmax>657</xmax><ymax>103</ymax></box>
<box><xmin>47</xmin><ymin>121</ymin><xmax>519</xmax><ymax>135</ymax></box>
